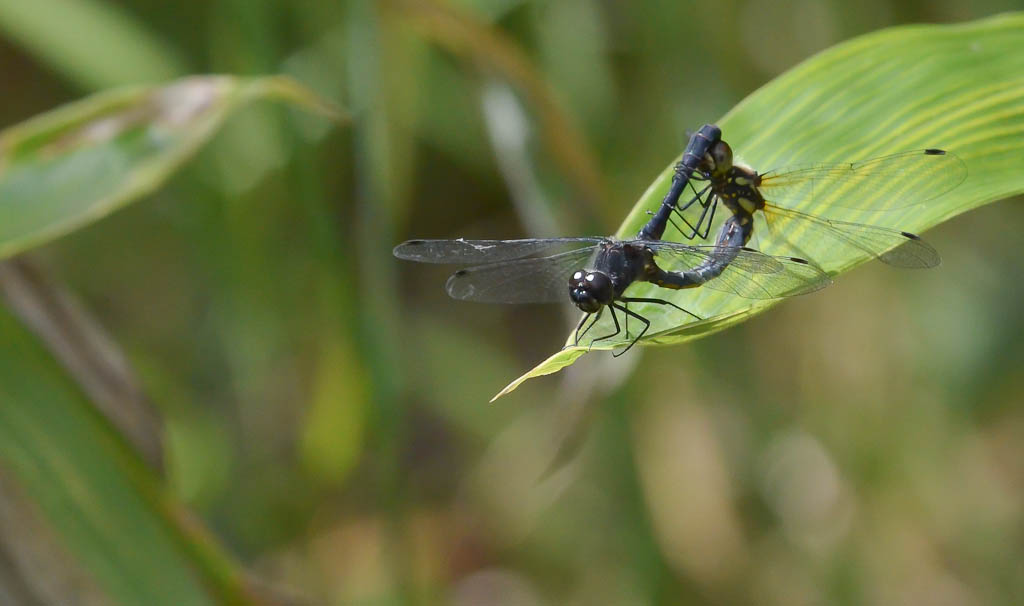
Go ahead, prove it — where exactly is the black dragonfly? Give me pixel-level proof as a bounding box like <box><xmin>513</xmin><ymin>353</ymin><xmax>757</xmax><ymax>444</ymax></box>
<box><xmin>663</xmin><ymin>125</ymin><xmax>968</xmax><ymax>269</ymax></box>
<box><xmin>394</xmin><ymin>213</ymin><xmax>830</xmax><ymax>355</ymax></box>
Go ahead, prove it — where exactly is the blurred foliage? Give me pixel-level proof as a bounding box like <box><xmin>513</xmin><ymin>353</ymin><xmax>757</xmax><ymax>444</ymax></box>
<box><xmin>0</xmin><ymin>1</ymin><xmax>1022</xmax><ymax>605</ymax></box>
<box><xmin>0</xmin><ymin>303</ymin><xmax>223</xmax><ymax>605</ymax></box>
<box><xmin>0</xmin><ymin>75</ymin><xmax>342</xmax><ymax>259</ymax></box>
<box><xmin>0</xmin><ymin>75</ymin><xmax>340</xmax><ymax>605</ymax></box>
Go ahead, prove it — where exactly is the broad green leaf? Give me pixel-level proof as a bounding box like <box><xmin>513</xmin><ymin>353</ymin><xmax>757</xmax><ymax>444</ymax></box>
<box><xmin>493</xmin><ymin>13</ymin><xmax>1024</xmax><ymax>401</ymax></box>
<box><xmin>0</xmin><ymin>75</ymin><xmax>345</xmax><ymax>260</ymax></box>
<box><xmin>0</xmin><ymin>304</ymin><xmax>247</xmax><ymax>605</ymax></box>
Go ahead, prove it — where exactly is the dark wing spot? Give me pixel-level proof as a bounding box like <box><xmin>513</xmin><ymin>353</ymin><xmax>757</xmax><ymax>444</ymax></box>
<box><xmin>924</xmin><ymin>148</ymin><xmax>947</xmax><ymax>155</ymax></box>
<box><xmin>901</xmin><ymin>231</ymin><xmax>922</xmax><ymax>240</ymax></box>
<box><xmin>789</xmin><ymin>257</ymin><xmax>809</xmax><ymax>264</ymax></box>
<box><xmin>454</xmin><ymin>269</ymin><xmax>468</xmax><ymax>276</ymax></box>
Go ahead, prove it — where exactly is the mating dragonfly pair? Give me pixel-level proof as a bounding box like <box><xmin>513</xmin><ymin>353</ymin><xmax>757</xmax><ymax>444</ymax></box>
<box><xmin>394</xmin><ymin>125</ymin><xmax>967</xmax><ymax>354</ymax></box>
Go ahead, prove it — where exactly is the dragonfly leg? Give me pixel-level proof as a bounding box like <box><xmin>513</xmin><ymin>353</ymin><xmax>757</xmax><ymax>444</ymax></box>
<box><xmin>619</xmin><ymin>296</ymin><xmax>701</xmax><ymax>321</ymax></box>
<box><xmin>573</xmin><ymin>312</ymin><xmax>589</xmax><ymax>346</ymax></box>
<box><xmin>678</xmin><ymin>182</ymin><xmax>711</xmax><ymax>213</ymax></box>
<box><xmin>575</xmin><ymin>309</ymin><xmax>603</xmax><ymax>346</ymax></box>
<box><xmin>674</xmin><ymin>192</ymin><xmax>717</xmax><ymax>240</ymax></box>
<box><xmin>698</xmin><ymin>197</ymin><xmax>717</xmax><ymax>240</ymax></box>
<box><xmin>587</xmin><ymin>305</ymin><xmax>622</xmax><ymax>352</ymax></box>
<box><xmin>612</xmin><ymin>303</ymin><xmax>650</xmax><ymax>357</ymax></box>
<box><xmin>671</xmin><ymin>184</ymin><xmax>712</xmax><ymax>240</ymax></box>
<box><xmin>666</xmin><ymin>214</ymin><xmax>695</xmax><ymax>241</ymax></box>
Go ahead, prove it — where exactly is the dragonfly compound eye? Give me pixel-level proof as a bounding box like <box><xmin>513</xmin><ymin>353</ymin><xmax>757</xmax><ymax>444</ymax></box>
<box><xmin>568</xmin><ymin>271</ymin><xmax>612</xmax><ymax>313</ymax></box>
<box><xmin>709</xmin><ymin>140</ymin><xmax>733</xmax><ymax>174</ymax></box>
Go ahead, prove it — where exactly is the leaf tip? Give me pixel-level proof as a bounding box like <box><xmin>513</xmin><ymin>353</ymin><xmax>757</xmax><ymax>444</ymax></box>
<box><xmin>489</xmin><ymin>347</ymin><xmax>589</xmax><ymax>402</ymax></box>
<box><xmin>250</xmin><ymin>75</ymin><xmax>350</xmax><ymax>125</ymax></box>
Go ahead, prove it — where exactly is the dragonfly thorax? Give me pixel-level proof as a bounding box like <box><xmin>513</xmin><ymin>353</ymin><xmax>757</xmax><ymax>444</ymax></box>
<box><xmin>569</xmin><ymin>270</ymin><xmax>614</xmax><ymax>313</ymax></box>
<box><xmin>699</xmin><ymin>140</ymin><xmax>765</xmax><ymax>217</ymax></box>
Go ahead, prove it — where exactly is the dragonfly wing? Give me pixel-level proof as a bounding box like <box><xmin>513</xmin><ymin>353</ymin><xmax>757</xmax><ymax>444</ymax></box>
<box><xmin>699</xmin><ymin>250</ymin><xmax>832</xmax><ymax>298</ymax></box>
<box><xmin>758</xmin><ymin>149</ymin><xmax>967</xmax><ymax>211</ymax></box>
<box><xmin>762</xmin><ymin>204</ymin><xmax>940</xmax><ymax>268</ymax></box>
<box><xmin>648</xmin><ymin>242</ymin><xmax>832</xmax><ymax>299</ymax></box>
<box><xmin>645</xmin><ymin>241</ymin><xmax>787</xmax><ymax>273</ymax></box>
<box><xmin>394</xmin><ymin>237</ymin><xmax>602</xmax><ymax>264</ymax></box>
<box><xmin>444</xmin><ymin>247</ymin><xmax>597</xmax><ymax>304</ymax></box>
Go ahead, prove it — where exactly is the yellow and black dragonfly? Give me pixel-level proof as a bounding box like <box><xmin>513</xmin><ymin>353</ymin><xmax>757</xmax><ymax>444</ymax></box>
<box><xmin>668</xmin><ymin>126</ymin><xmax>968</xmax><ymax>268</ymax></box>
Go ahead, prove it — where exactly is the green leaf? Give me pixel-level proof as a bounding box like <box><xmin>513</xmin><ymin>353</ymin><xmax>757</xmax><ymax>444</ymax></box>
<box><xmin>0</xmin><ymin>75</ymin><xmax>345</xmax><ymax>260</ymax></box>
<box><xmin>0</xmin><ymin>0</ymin><xmax>185</xmax><ymax>90</ymax></box>
<box><xmin>493</xmin><ymin>13</ymin><xmax>1024</xmax><ymax>401</ymax></box>
<box><xmin>0</xmin><ymin>74</ymin><xmax>346</xmax><ymax>599</ymax></box>
<box><xmin>0</xmin><ymin>304</ymin><xmax>245</xmax><ymax>605</ymax></box>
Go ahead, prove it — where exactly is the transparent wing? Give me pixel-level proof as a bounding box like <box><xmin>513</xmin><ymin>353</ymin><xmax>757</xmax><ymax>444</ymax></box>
<box><xmin>647</xmin><ymin>241</ymin><xmax>832</xmax><ymax>299</ymax></box>
<box><xmin>640</xmin><ymin>240</ymin><xmax>784</xmax><ymax>273</ymax></box>
<box><xmin>444</xmin><ymin>247</ymin><xmax>598</xmax><ymax>304</ymax></box>
<box><xmin>394</xmin><ymin>237</ymin><xmax>602</xmax><ymax>264</ymax></box>
<box><xmin>758</xmin><ymin>149</ymin><xmax>967</xmax><ymax>210</ymax></box>
<box><xmin>762</xmin><ymin>204</ymin><xmax>940</xmax><ymax>268</ymax></box>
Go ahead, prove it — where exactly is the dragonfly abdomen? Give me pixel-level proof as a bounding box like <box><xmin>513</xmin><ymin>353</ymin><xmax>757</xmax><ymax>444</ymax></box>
<box><xmin>638</xmin><ymin>124</ymin><xmax>722</xmax><ymax>241</ymax></box>
<box><xmin>646</xmin><ymin>214</ymin><xmax>754</xmax><ymax>290</ymax></box>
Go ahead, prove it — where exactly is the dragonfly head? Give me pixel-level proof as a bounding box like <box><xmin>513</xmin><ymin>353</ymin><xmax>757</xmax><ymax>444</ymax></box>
<box><xmin>569</xmin><ymin>270</ymin><xmax>613</xmax><ymax>313</ymax></box>
<box><xmin>702</xmin><ymin>140</ymin><xmax>734</xmax><ymax>177</ymax></box>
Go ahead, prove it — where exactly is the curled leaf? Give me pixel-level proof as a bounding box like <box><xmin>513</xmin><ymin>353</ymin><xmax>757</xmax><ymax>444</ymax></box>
<box><xmin>0</xmin><ymin>75</ymin><xmax>345</xmax><ymax>259</ymax></box>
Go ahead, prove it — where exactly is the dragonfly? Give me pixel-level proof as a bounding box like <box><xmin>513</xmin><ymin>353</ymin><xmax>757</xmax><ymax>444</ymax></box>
<box><xmin>638</xmin><ymin>123</ymin><xmax>722</xmax><ymax>241</ymax></box>
<box><xmin>394</xmin><ymin>209</ymin><xmax>830</xmax><ymax>355</ymax></box>
<box><xmin>665</xmin><ymin>125</ymin><xmax>968</xmax><ymax>268</ymax></box>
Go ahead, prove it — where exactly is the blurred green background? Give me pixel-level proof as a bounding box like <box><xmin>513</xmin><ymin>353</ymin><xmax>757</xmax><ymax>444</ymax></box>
<box><xmin>2</xmin><ymin>0</ymin><xmax>1023</xmax><ymax>604</ymax></box>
